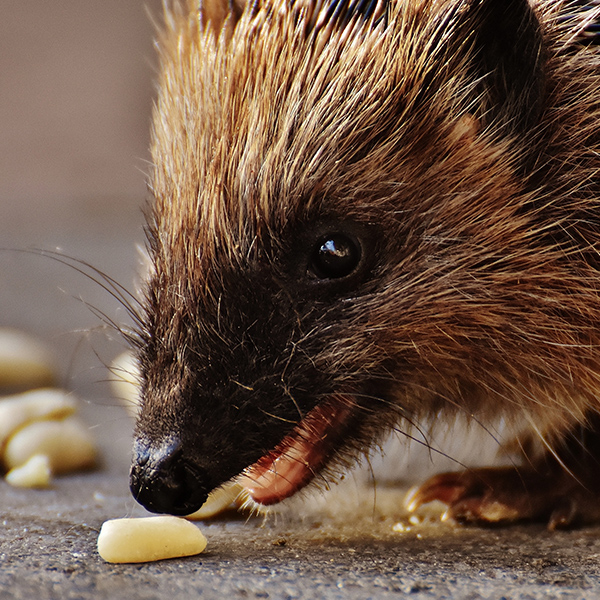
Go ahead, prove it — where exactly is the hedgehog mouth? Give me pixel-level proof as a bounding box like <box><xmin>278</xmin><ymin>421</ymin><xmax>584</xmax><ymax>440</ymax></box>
<box><xmin>238</xmin><ymin>395</ymin><xmax>356</xmax><ymax>505</ymax></box>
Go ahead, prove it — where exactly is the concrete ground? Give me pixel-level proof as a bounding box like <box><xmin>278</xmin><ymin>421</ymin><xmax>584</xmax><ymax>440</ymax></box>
<box><xmin>3</xmin><ymin>2</ymin><xmax>600</xmax><ymax>599</ymax></box>
<box><xmin>4</xmin><ymin>469</ymin><xmax>600</xmax><ymax>600</ymax></box>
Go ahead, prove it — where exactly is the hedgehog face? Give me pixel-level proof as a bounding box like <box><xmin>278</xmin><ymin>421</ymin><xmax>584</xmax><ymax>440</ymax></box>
<box><xmin>129</xmin><ymin>0</ymin><xmax>600</xmax><ymax>515</ymax></box>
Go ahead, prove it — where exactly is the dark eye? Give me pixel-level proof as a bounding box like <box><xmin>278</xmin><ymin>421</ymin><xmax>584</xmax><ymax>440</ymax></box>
<box><xmin>309</xmin><ymin>233</ymin><xmax>361</xmax><ymax>280</ymax></box>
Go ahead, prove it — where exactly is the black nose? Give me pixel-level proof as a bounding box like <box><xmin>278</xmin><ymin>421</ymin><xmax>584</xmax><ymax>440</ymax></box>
<box><xmin>130</xmin><ymin>439</ymin><xmax>211</xmax><ymax>516</ymax></box>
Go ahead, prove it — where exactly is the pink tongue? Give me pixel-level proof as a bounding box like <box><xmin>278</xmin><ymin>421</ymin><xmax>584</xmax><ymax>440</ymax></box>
<box><xmin>239</xmin><ymin>396</ymin><xmax>354</xmax><ymax>505</ymax></box>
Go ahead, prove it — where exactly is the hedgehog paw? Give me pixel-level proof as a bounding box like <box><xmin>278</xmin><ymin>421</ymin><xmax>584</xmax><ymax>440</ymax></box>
<box><xmin>405</xmin><ymin>466</ymin><xmax>600</xmax><ymax>530</ymax></box>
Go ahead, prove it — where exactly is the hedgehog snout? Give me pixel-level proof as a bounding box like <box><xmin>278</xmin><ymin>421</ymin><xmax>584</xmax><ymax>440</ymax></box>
<box><xmin>129</xmin><ymin>437</ymin><xmax>211</xmax><ymax>516</ymax></box>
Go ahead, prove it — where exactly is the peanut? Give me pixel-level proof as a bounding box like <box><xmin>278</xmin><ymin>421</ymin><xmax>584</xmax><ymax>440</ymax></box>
<box><xmin>0</xmin><ymin>388</ymin><xmax>77</xmax><ymax>450</ymax></box>
<box><xmin>5</xmin><ymin>454</ymin><xmax>51</xmax><ymax>488</ymax></box>
<box><xmin>186</xmin><ymin>481</ymin><xmax>247</xmax><ymax>520</ymax></box>
<box><xmin>110</xmin><ymin>351</ymin><xmax>140</xmax><ymax>416</ymax></box>
<box><xmin>97</xmin><ymin>516</ymin><xmax>207</xmax><ymax>563</ymax></box>
<box><xmin>0</xmin><ymin>328</ymin><xmax>56</xmax><ymax>391</ymax></box>
<box><xmin>4</xmin><ymin>416</ymin><xmax>96</xmax><ymax>473</ymax></box>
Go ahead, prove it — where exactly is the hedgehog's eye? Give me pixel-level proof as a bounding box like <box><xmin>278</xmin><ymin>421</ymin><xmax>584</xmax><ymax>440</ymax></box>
<box><xmin>308</xmin><ymin>233</ymin><xmax>361</xmax><ymax>280</ymax></box>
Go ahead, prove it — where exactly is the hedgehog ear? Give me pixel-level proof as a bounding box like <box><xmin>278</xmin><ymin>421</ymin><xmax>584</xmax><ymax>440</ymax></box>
<box><xmin>466</xmin><ymin>0</ymin><xmax>546</xmax><ymax>133</ymax></box>
<box><xmin>199</xmin><ymin>0</ymin><xmax>246</xmax><ymax>35</ymax></box>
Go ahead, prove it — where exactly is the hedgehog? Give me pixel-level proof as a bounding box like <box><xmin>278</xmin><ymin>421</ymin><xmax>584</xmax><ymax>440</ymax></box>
<box><xmin>128</xmin><ymin>0</ymin><xmax>600</xmax><ymax>529</ymax></box>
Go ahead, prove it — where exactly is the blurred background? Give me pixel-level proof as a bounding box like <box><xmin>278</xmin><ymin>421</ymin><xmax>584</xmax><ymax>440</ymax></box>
<box><xmin>0</xmin><ymin>0</ymin><xmax>163</xmax><ymax>468</ymax></box>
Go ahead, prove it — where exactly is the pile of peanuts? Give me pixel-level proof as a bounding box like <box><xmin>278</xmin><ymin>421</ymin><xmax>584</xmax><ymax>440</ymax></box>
<box><xmin>0</xmin><ymin>328</ymin><xmax>96</xmax><ymax>488</ymax></box>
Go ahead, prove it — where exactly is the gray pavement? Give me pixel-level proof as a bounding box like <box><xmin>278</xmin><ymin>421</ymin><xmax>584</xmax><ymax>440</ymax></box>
<box><xmin>3</xmin><ymin>467</ymin><xmax>600</xmax><ymax>600</ymax></box>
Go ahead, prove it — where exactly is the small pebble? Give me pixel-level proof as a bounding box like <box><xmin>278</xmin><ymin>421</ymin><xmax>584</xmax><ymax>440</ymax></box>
<box><xmin>408</xmin><ymin>515</ymin><xmax>423</xmax><ymax>526</ymax></box>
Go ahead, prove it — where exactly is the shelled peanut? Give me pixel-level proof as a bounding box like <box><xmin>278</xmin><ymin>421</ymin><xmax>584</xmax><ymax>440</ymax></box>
<box><xmin>97</xmin><ymin>517</ymin><xmax>207</xmax><ymax>563</ymax></box>
<box><xmin>0</xmin><ymin>329</ymin><xmax>97</xmax><ymax>487</ymax></box>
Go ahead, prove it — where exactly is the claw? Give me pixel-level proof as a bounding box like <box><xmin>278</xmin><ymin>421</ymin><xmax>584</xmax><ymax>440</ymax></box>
<box><xmin>404</xmin><ymin>485</ymin><xmax>421</xmax><ymax>513</ymax></box>
<box><xmin>407</xmin><ymin>469</ymin><xmax>522</xmax><ymax>524</ymax></box>
<box><xmin>548</xmin><ymin>499</ymin><xmax>578</xmax><ymax>531</ymax></box>
<box><xmin>405</xmin><ymin>466</ymin><xmax>600</xmax><ymax>529</ymax></box>
<box><xmin>404</xmin><ymin>473</ymin><xmax>470</xmax><ymax>513</ymax></box>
